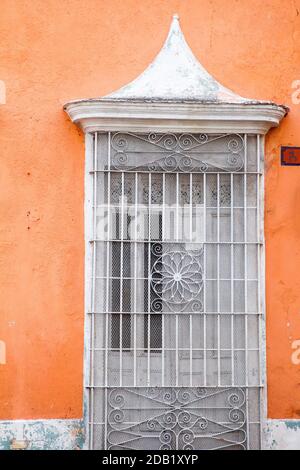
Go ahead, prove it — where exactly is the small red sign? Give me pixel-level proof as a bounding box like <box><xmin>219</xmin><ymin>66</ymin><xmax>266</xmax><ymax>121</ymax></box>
<box><xmin>281</xmin><ymin>146</ymin><xmax>300</xmax><ymax>166</ymax></box>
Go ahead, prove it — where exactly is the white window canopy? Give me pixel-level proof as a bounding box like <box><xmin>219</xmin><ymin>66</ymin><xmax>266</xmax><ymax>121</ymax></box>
<box><xmin>64</xmin><ymin>14</ymin><xmax>288</xmax><ymax>134</ymax></box>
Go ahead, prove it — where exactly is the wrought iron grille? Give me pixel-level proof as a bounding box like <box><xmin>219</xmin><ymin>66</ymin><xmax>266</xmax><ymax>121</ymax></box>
<box><xmin>88</xmin><ymin>132</ymin><xmax>263</xmax><ymax>450</ymax></box>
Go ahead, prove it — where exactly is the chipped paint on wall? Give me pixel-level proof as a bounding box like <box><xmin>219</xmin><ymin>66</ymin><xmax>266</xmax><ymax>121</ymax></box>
<box><xmin>263</xmin><ymin>420</ymin><xmax>300</xmax><ymax>450</ymax></box>
<box><xmin>0</xmin><ymin>419</ymin><xmax>85</xmax><ymax>450</ymax></box>
<box><xmin>1</xmin><ymin>418</ymin><xmax>300</xmax><ymax>450</ymax></box>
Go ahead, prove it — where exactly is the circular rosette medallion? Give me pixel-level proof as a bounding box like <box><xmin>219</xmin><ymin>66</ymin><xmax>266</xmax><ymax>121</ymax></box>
<box><xmin>151</xmin><ymin>251</ymin><xmax>203</xmax><ymax>305</ymax></box>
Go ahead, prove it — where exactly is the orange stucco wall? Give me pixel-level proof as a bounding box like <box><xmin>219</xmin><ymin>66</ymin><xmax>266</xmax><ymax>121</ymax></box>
<box><xmin>0</xmin><ymin>0</ymin><xmax>300</xmax><ymax>420</ymax></box>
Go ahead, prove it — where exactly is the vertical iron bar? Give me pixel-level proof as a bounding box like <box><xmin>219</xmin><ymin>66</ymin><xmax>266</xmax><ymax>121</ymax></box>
<box><xmin>90</xmin><ymin>131</ymin><xmax>97</xmax><ymax>449</ymax></box>
<box><xmin>189</xmin><ymin>173</ymin><xmax>193</xmax><ymax>386</ymax></box>
<box><xmin>133</xmin><ymin>172</ymin><xmax>138</xmax><ymax>387</ymax></box>
<box><xmin>147</xmin><ymin>172</ymin><xmax>151</xmax><ymax>386</ymax></box>
<box><xmin>161</xmin><ymin>173</ymin><xmax>165</xmax><ymax>386</ymax></box>
<box><xmin>119</xmin><ymin>171</ymin><xmax>124</xmax><ymax>386</ymax></box>
<box><xmin>104</xmin><ymin>132</ymin><xmax>111</xmax><ymax>449</ymax></box>
<box><xmin>217</xmin><ymin>173</ymin><xmax>221</xmax><ymax>387</ymax></box>
<box><xmin>244</xmin><ymin>134</ymin><xmax>250</xmax><ymax>449</ymax></box>
<box><xmin>230</xmin><ymin>173</ymin><xmax>234</xmax><ymax>387</ymax></box>
<box><xmin>257</xmin><ymin>134</ymin><xmax>264</xmax><ymax>450</ymax></box>
<box><xmin>203</xmin><ymin>172</ymin><xmax>207</xmax><ymax>387</ymax></box>
<box><xmin>175</xmin><ymin>173</ymin><xmax>179</xmax><ymax>386</ymax></box>
<box><xmin>244</xmin><ymin>135</ymin><xmax>249</xmax><ymax>387</ymax></box>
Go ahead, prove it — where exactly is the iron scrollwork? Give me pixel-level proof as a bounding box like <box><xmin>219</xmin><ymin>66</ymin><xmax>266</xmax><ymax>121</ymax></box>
<box><xmin>107</xmin><ymin>387</ymin><xmax>247</xmax><ymax>450</ymax></box>
<box><xmin>111</xmin><ymin>132</ymin><xmax>244</xmax><ymax>173</ymax></box>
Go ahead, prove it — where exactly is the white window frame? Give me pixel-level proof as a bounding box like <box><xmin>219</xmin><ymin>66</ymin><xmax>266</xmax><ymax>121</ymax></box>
<box><xmin>65</xmin><ymin>98</ymin><xmax>286</xmax><ymax>449</ymax></box>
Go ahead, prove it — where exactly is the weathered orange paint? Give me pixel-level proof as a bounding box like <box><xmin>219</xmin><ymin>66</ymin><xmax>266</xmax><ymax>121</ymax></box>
<box><xmin>0</xmin><ymin>0</ymin><xmax>299</xmax><ymax>420</ymax></box>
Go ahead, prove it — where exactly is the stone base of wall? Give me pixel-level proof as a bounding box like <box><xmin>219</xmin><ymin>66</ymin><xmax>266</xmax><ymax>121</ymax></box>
<box><xmin>263</xmin><ymin>420</ymin><xmax>300</xmax><ymax>450</ymax></box>
<box><xmin>1</xmin><ymin>418</ymin><xmax>300</xmax><ymax>450</ymax></box>
<box><xmin>0</xmin><ymin>419</ymin><xmax>85</xmax><ymax>450</ymax></box>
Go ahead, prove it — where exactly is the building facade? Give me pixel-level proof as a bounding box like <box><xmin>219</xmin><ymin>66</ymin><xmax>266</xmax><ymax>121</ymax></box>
<box><xmin>0</xmin><ymin>0</ymin><xmax>300</xmax><ymax>450</ymax></box>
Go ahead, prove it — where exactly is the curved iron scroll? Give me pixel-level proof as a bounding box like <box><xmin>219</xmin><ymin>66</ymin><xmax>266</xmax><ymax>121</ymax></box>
<box><xmin>107</xmin><ymin>387</ymin><xmax>247</xmax><ymax>450</ymax></box>
<box><xmin>111</xmin><ymin>133</ymin><xmax>244</xmax><ymax>172</ymax></box>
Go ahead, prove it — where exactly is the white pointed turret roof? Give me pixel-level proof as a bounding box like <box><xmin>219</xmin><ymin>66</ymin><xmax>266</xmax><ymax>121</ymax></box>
<box><xmin>105</xmin><ymin>14</ymin><xmax>250</xmax><ymax>103</ymax></box>
<box><xmin>64</xmin><ymin>14</ymin><xmax>288</xmax><ymax>134</ymax></box>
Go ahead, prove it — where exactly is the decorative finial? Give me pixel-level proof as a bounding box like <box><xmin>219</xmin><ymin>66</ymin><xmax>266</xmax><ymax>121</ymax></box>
<box><xmin>173</xmin><ymin>13</ymin><xmax>179</xmax><ymax>20</ymax></box>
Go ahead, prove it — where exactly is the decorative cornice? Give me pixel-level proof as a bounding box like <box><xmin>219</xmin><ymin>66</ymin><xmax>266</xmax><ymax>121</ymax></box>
<box><xmin>64</xmin><ymin>99</ymin><xmax>288</xmax><ymax>135</ymax></box>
